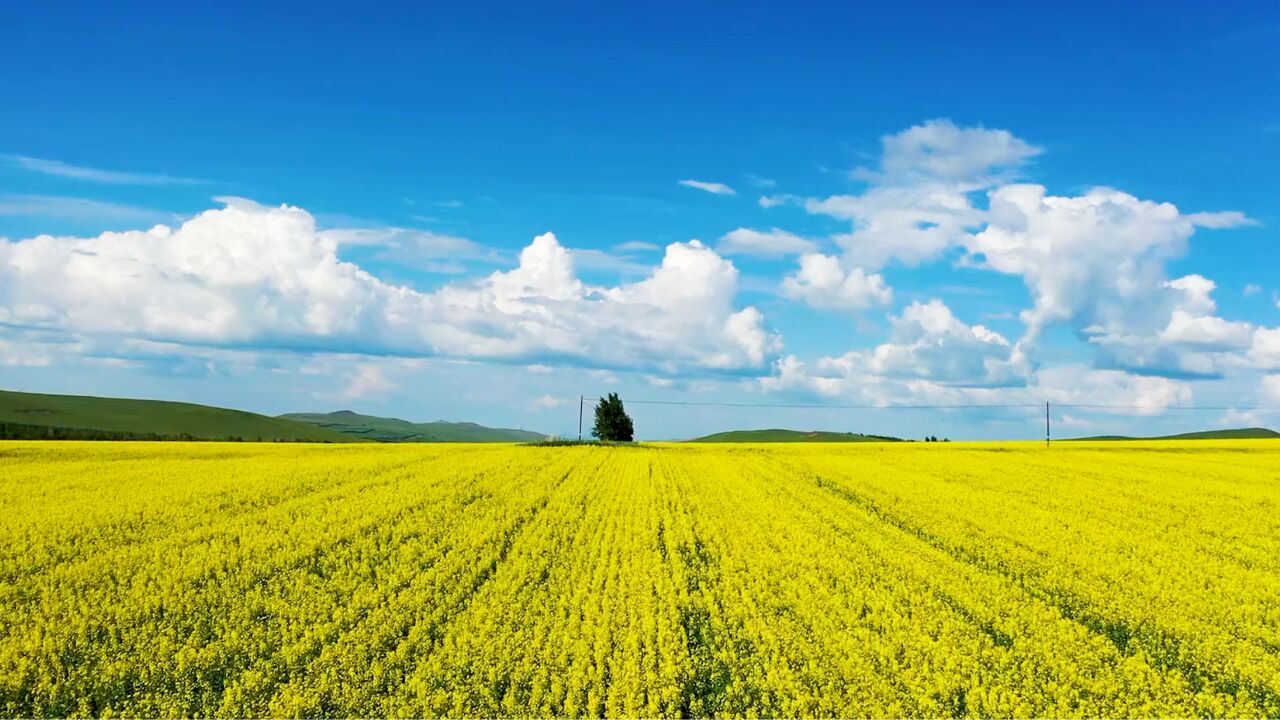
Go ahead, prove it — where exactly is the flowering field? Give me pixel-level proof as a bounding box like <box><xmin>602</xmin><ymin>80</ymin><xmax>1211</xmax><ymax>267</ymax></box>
<box><xmin>1</xmin><ymin>440</ymin><xmax>1278</xmax><ymax>717</ymax></box>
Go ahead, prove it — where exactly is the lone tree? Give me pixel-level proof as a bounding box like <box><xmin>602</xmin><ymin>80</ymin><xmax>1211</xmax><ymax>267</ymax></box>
<box><xmin>592</xmin><ymin>393</ymin><xmax>635</xmax><ymax>442</ymax></box>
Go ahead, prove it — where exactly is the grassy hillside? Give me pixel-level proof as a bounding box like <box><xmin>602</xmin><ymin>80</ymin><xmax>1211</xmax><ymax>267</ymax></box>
<box><xmin>280</xmin><ymin>410</ymin><xmax>547</xmax><ymax>443</ymax></box>
<box><xmin>1074</xmin><ymin>427</ymin><xmax>1280</xmax><ymax>441</ymax></box>
<box><xmin>0</xmin><ymin>389</ymin><xmax>357</xmax><ymax>442</ymax></box>
<box><xmin>689</xmin><ymin>428</ymin><xmax>903</xmax><ymax>443</ymax></box>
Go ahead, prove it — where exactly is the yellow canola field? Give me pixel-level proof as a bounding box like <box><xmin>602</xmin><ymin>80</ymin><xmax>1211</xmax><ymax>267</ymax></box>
<box><xmin>1</xmin><ymin>440</ymin><xmax>1278</xmax><ymax>717</ymax></box>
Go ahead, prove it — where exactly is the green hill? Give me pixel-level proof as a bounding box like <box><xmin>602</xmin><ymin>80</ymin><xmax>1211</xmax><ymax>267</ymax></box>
<box><xmin>280</xmin><ymin>410</ymin><xmax>548</xmax><ymax>443</ymax></box>
<box><xmin>0</xmin><ymin>389</ymin><xmax>357</xmax><ymax>442</ymax></box>
<box><xmin>689</xmin><ymin>428</ymin><xmax>904</xmax><ymax>443</ymax></box>
<box><xmin>1073</xmin><ymin>427</ymin><xmax>1280</xmax><ymax>441</ymax></box>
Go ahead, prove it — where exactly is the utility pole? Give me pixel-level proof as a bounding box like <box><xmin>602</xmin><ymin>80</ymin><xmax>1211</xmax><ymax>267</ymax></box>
<box><xmin>578</xmin><ymin>395</ymin><xmax>584</xmax><ymax>441</ymax></box>
<box><xmin>1045</xmin><ymin>401</ymin><xmax>1050</xmax><ymax>447</ymax></box>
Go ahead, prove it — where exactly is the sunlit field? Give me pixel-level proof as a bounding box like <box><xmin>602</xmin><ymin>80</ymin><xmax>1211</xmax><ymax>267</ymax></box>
<box><xmin>2</xmin><ymin>440</ymin><xmax>1278</xmax><ymax>717</ymax></box>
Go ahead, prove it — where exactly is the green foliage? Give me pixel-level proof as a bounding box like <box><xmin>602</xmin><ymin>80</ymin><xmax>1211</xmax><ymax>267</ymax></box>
<box><xmin>591</xmin><ymin>393</ymin><xmax>634</xmax><ymax>442</ymax></box>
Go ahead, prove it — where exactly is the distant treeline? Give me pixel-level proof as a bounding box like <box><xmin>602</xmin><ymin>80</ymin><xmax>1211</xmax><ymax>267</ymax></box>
<box><xmin>0</xmin><ymin>422</ymin><xmax>340</xmax><ymax>443</ymax></box>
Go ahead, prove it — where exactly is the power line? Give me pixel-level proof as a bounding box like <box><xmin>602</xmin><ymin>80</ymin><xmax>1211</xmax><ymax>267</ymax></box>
<box><xmin>619</xmin><ymin>399</ymin><xmax>1280</xmax><ymax>411</ymax></box>
<box><xmin>624</xmin><ymin>400</ymin><xmax>1040</xmax><ymax>409</ymax></box>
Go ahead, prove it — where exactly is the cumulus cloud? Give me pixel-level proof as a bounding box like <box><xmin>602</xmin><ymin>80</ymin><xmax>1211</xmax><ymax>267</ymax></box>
<box><xmin>859</xmin><ymin>119</ymin><xmax>1043</xmax><ymax>185</ymax></box>
<box><xmin>1250</xmin><ymin>327</ymin><xmax>1280</xmax><ymax>370</ymax></box>
<box><xmin>787</xmin><ymin>119</ymin><xmax>1257</xmax><ymax>386</ymax></box>
<box><xmin>677</xmin><ymin>179</ymin><xmax>736</xmax><ymax>196</ymax></box>
<box><xmin>806</xmin><ymin>185</ymin><xmax>984</xmax><ymax>269</ymax></box>
<box><xmin>763</xmin><ymin>354</ymin><xmax>1189</xmax><ymax>416</ymax></box>
<box><xmin>764</xmin><ymin>299</ymin><xmax>1021</xmax><ymax>395</ymax></box>
<box><xmin>780</xmin><ymin>253</ymin><xmax>891</xmax><ymax>312</ymax></box>
<box><xmin>964</xmin><ymin>185</ymin><xmax>1257</xmax><ymax>378</ymax></box>
<box><xmin>778</xmin><ymin>120</ymin><xmax>1037</xmax><ymax>278</ymax></box>
<box><xmin>969</xmin><ymin>186</ymin><xmax>1244</xmax><ymax>338</ymax></box>
<box><xmin>868</xmin><ymin>300</ymin><xmax>1022</xmax><ymax>385</ymax></box>
<box><xmin>0</xmin><ymin>198</ymin><xmax>778</xmax><ymax>375</ymax></box>
<box><xmin>717</xmin><ymin>228</ymin><xmax>817</xmax><ymax>258</ymax></box>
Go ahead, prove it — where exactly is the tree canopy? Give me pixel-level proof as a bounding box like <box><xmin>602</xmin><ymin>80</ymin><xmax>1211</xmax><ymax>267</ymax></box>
<box><xmin>592</xmin><ymin>393</ymin><xmax>634</xmax><ymax>442</ymax></box>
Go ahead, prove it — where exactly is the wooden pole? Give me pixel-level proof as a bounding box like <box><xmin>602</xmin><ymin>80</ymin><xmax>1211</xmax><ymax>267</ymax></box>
<box><xmin>578</xmin><ymin>395</ymin><xmax>584</xmax><ymax>441</ymax></box>
<box><xmin>1045</xmin><ymin>401</ymin><xmax>1050</xmax><ymax>447</ymax></box>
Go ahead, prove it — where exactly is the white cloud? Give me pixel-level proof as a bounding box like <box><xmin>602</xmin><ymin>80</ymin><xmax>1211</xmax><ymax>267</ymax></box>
<box><xmin>767</xmin><ymin>300</ymin><xmax>1022</xmax><ymax>391</ymax></box>
<box><xmin>568</xmin><ymin>248</ymin><xmax>650</xmax><ymax>276</ymax></box>
<box><xmin>322</xmin><ymin>226</ymin><xmax>496</xmax><ymax>271</ymax></box>
<box><xmin>644</xmin><ymin>375</ymin><xmax>676</xmax><ymax>388</ymax></box>
<box><xmin>807</xmin><ymin>184</ymin><xmax>984</xmax><ymax>269</ymax></box>
<box><xmin>526</xmin><ymin>364</ymin><xmax>554</xmax><ymax>374</ymax></box>
<box><xmin>530</xmin><ymin>394</ymin><xmax>567</xmax><ymax>410</ymax></box>
<box><xmin>3</xmin><ymin>154</ymin><xmax>205</xmax><ymax>185</ymax></box>
<box><xmin>1218</xmin><ymin>409</ymin><xmax>1264</xmax><ymax>427</ymax></box>
<box><xmin>0</xmin><ymin>194</ymin><xmax>177</xmax><ymax>225</ymax></box>
<box><xmin>1262</xmin><ymin>375</ymin><xmax>1280</xmax><ymax>404</ymax></box>
<box><xmin>0</xmin><ymin>334</ymin><xmax>56</xmax><ymax>367</ymax></box>
<box><xmin>1243</xmin><ymin>283</ymin><xmax>1262</xmax><ymax>296</ymax></box>
<box><xmin>1249</xmin><ymin>327</ymin><xmax>1280</xmax><ymax>369</ymax></box>
<box><xmin>588</xmin><ymin>369</ymin><xmax>619</xmax><ymax>385</ymax></box>
<box><xmin>678</xmin><ymin>179</ymin><xmax>736</xmax><ymax>196</ymax></box>
<box><xmin>759</xmin><ymin>194</ymin><xmax>800</xmax><ymax>208</ymax></box>
<box><xmin>780</xmin><ymin>253</ymin><xmax>891</xmax><ymax>312</ymax></box>
<box><xmin>792</xmin><ymin>119</ymin><xmax>1256</xmax><ymax>384</ymax></box>
<box><xmin>0</xmin><ymin>199</ymin><xmax>777</xmax><ymax>375</ymax></box>
<box><xmin>745</xmin><ymin>174</ymin><xmax>777</xmax><ymax>189</ymax></box>
<box><xmin>965</xmin><ymin>185</ymin><xmax>1257</xmax><ymax>378</ymax></box>
<box><xmin>868</xmin><ymin>300</ymin><xmax>1021</xmax><ymax>384</ymax></box>
<box><xmin>1031</xmin><ymin>365</ymin><xmax>1192</xmax><ymax>414</ymax></box>
<box><xmin>717</xmin><ymin>228</ymin><xmax>817</xmax><ymax>258</ymax></box>
<box><xmin>614</xmin><ymin>240</ymin><xmax>661</xmax><ymax>253</ymax></box>
<box><xmin>858</xmin><ymin>118</ymin><xmax>1042</xmax><ymax>185</ymax></box>
<box><xmin>795</xmin><ymin>120</ymin><xmax>1035</xmax><ymax>272</ymax></box>
<box><xmin>969</xmin><ymin>186</ymin><xmax>1253</xmax><ymax>340</ymax></box>
<box><xmin>1185</xmin><ymin>211</ymin><xmax>1257</xmax><ymax>229</ymax></box>
<box><xmin>341</xmin><ymin>364</ymin><xmax>398</xmax><ymax>399</ymax></box>
<box><xmin>762</xmin><ymin>354</ymin><xmax>1189</xmax><ymax>417</ymax></box>
<box><xmin>1083</xmin><ymin>275</ymin><xmax>1256</xmax><ymax>379</ymax></box>
<box><xmin>1158</xmin><ymin>276</ymin><xmax>1253</xmax><ymax>349</ymax></box>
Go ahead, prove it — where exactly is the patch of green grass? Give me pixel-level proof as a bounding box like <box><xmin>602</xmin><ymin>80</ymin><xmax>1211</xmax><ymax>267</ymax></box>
<box><xmin>281</xmin><ymin>410</ymin><xmax>547</xmax><ymax>443</ymax></box>
<box><xmin>0</xmin><ymin>389</ymin><xmax>356</xmax><ymax>442</ymax></box>
<box><xmin>1072</xmin><ymin>427</ymin><xmax>1280</xmax><ymax>441</ymax></box>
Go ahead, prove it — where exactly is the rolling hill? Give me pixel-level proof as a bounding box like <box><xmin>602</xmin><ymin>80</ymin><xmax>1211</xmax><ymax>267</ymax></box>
<box><xmin>280</xmin><ymin>410</ymin><xmax>548</xmax><ymax>443</ymax></box>
<box><xmin>1073</xmin><ymin>427</ymin><xmax>1280</xmax><ymax>441</ymax></box>
<box><xmin>689</xmin><ymin>429</ymin><xmax>904</xmax><ymax>443</ymax></box>
<box><xmin>0</xmin><ymin>389</ymin><xmax>357</xmax><ymax>442</ymax></box>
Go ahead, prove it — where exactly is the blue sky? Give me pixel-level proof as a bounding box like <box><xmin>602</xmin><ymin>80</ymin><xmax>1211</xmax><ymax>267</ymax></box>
<box><xmin>1</xmin><ymin>0</ymin><xmax>1278</xmax><ymax>439</ymax></box>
